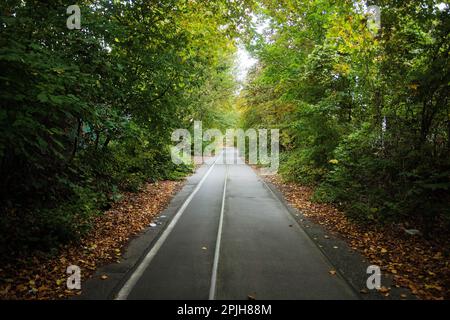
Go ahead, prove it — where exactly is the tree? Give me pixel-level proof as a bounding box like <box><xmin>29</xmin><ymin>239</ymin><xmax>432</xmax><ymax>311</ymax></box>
<box><xmin>240</xmin><ymin>0</ymin><xmax>450</xmax><ymax>229</ymax></box>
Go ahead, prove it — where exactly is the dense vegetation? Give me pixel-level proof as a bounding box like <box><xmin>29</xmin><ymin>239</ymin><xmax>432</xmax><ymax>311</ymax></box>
<box><xmin>0</xmin><ymin>0</ymin><xmax>252</xmax><ymax>251</ymax></box>
<box><xmin>240</xmin><ymin>0</ymin><xmax>449</xmax><ymax>233</ymax></box>
<box><xmin>1</xmin><ymin>0</ymin><xmax>448</xmax><ymax>255</ymax></box>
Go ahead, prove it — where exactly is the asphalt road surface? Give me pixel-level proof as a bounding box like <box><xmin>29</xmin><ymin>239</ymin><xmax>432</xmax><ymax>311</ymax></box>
<box><xmin>116</xmin><ymin>148</ymin><xmax>357</xmax><ymax>300</ymax></box>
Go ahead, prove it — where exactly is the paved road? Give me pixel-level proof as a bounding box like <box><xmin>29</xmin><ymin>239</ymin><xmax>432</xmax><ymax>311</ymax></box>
<box><xmin>116</xmin><ymin>148</ymin><xmax>357</xmax><ymax>300</ymax></box>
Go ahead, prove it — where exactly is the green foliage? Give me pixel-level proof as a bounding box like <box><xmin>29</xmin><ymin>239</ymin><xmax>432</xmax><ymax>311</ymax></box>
<box><xmin>241</xmin><ymin>0</ymin><xmax>450</xmax><ymax>229</ymax></box>
<box><xmin>0</xmin><ymin>0</ymin><xmax>252</xmax><ymax>250</ymax></box>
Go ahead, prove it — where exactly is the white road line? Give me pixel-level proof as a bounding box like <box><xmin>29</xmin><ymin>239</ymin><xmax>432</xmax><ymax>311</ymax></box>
<box><xmin>115</xmin><ymin>153</ymin><xmax>222</xmax><ymax>300</ymax></box>
<box><xmin>209</xmin><ymin>164</ymin><xmax>228</xmax><ymax>300</ymax></box>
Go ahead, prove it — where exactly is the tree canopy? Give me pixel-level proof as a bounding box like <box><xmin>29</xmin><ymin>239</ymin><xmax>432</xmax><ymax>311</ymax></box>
<box><xmin>0</xmin><ymin>0</ymin><xmax>449</xmax><ymax>251</ymax></box>
<box><xmin>0</xmin><ymin>0</ymin><xmax>254</xmax><ymax>248</ymax></box>
<box><xmin>240</xmin><ymin>0</ymin><xmax>449</xmax><ymax>231</ymax></box>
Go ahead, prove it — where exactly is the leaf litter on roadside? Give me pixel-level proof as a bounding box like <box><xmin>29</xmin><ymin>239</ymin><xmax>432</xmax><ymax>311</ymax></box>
<box><xmin>0</xmin><ymin>180</ymin><xmax>184</xmax><ymax>300</ymax></box>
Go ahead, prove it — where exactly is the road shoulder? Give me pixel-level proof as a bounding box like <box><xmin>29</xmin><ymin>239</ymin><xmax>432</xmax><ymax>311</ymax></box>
<box><xmin>255</xmin><ymin>170</ymin><xmax>415</xmax><ymax>300</ymax></box>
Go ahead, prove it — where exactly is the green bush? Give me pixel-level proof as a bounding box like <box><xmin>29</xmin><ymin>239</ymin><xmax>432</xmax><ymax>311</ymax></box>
<box><xmin>314</xmin><ymin>126</ymin><xmax>450</xmax><ymax>228</ymax></box>
<box><xmin>280</xmin><ymin>150</ymin><xmax>328</xmax><ymax>185</ymax></box>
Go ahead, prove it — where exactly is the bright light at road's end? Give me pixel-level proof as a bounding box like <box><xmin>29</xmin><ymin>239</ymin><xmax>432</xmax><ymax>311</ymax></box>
<box><xmin>235</xmin><ymin>46</ymin><xmax>257</xmax><ymax>93</ymax></box>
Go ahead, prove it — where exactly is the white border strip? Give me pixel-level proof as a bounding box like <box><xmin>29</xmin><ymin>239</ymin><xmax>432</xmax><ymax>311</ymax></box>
<box><xmin>208</xmin><ymin>164</ymin><xmax>228</xmax><ymax>300</ymax></box>
<box><xmin>115</xmin><ymin>154</ymin><xmax>222</xmax><ymax>300</ymax></box>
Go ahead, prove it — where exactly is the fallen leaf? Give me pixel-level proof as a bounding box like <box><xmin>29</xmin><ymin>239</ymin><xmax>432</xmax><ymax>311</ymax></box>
<box><xmin>38</xmin><ymin>285</ymin><xmax>49</xmax><ymax>292</ymax></box>
<box><xmin>378</xmin><ymin>286</ymin><xmax>390</xmax><ymax>293</ymax></box>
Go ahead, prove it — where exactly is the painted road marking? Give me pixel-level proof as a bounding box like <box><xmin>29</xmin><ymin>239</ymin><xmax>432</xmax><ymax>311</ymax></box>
<box><xmin>115</xmin><ymin>153</ymin><xmax>222</xmax><ymax>300</ymax></box>
<box><xmin>209</xmin><ymin>164</ymin><xmax>228</xmax><ymax>300</ymax></box>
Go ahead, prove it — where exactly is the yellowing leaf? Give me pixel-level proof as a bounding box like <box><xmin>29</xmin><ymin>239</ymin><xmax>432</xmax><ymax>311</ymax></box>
<box><xmin>378</xmin><ymin>286</ymin><xmax>390</xmax><ymax>293</ymax></box>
